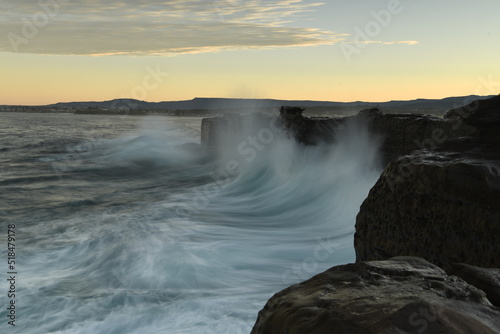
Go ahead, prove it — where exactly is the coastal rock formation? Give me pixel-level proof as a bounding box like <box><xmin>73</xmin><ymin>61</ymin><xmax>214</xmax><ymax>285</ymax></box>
<box><xmin>280</xmin><ymin>106</ymin><xmax>305</xmax><ymax>119</ymax></box>
<box><xmin>359</xmin><ymin>110</ymin><xmax>475</xmax><ymax>163</ymax></box>
<box><xmin>445</xmin><ymin>95</ymin><xmax>500</xmax><ymax>126</ymax></box>
<box><xmin>446</xmin><ymin>263</ymin><xmax>500</xmax><ymax>307</ymax></box>
<box><xmin>355</xmin><ymin>142</ymin><xmax>500</xmax><ymax>268</ymax></box>
<box><xmin>445</xmin><ymin>94</ymin><xmax>500</xmax><ymax>143</ymax></box>
<box><xmin>355</xmin><ymin>95</ymin><xmax>500</xmax><ymax>268</ymax></box>
<box><xmin>201</xmin><ymin>107</ymin><xmax>476</xmax><ymax>165</ymax></box>
<box><xmin>251</xmin><ymin>257</ymin><xmax>500</xmax><ymax>334</ymax></box>
<box><xmin>201</xmin><ymin>113</ymin><xmax>341</xmax><ymax>147</ymax></box>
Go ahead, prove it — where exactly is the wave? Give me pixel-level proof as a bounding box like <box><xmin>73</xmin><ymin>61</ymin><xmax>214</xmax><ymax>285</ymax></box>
<box><xmin>1</xmin><ymin>115</ymin><xmax>382</xmax><ymax>333</ymax></box>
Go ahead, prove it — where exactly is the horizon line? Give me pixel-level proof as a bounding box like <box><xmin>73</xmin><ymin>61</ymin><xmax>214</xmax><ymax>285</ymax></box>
<box><xmin>2</xmin><ymin>94</ymin><xmax>497</xmax><ymax>107</ymax></box>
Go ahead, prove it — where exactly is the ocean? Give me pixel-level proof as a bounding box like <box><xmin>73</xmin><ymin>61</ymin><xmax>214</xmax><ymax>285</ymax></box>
<box><xmin>1</xmin><ymin>112</ymin><xmax>382</xmax><ymax>333</ymax></box>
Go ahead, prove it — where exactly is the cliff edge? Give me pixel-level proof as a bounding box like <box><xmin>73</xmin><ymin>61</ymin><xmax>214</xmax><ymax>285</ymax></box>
<box><xmin>355</xmin><ymin>95</ymin><xmax>500</xmax><ymax>268</ymax></box>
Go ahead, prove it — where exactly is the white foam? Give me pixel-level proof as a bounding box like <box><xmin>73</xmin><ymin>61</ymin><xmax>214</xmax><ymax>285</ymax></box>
<box><xmin>6</xmin><ymin>115</ymin><xmax>382</xmax><ymax>333</ymax></box>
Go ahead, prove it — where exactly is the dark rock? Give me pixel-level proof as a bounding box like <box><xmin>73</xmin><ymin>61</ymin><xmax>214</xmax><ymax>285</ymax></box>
<box><xmin>277</xmin><ymin>108</ymin><xmax>475</xmax><ymax>163</ymax></box>
<box><xmin>445</xmin><ymin>94</ymin><xmax>500</xmax><ymax>125</ymax></box>
<box><xmin>280</xmin><ymin>106</ymin><xmax>305</xmax><ymax>120</ymax></box>
<box><xmin>251</xmin><ymin>257</ymin><xmax>500</xmax><ymax>334</ymax></box>
<box><xmin>355</xmin><ymin>145</ymin><xmax>500</xmax><ymax>268</ymax></box>
<box><xmin>357</xmin><ymin>107</ymin><xmax>384</xmax><ymax>118</ymax></box>
<box><xmin>280</xmin><ymin>116</ymin><xmax>341</xmax><ymax>145</ymax></box>
<box><xmin>445</xmin><ymin>94</ymin><xmax>500</xmax><ymax>143</ymax></box>
<box><xmin>446</xmin><ymin>263</ymin><xmax>500</xmax><ymax>307</ymax></box>
<box><xmin>277</xmin><ymin>106</ymin><xmax>342</xmax><ymax>145</ymax></box>
<box><xmin>355</xmin><ymin>95</ymin><xmax>500</xmax><ymax>268</ymax></box>
<box><xmin>365</xmin><ymin>112</ymin><xmax>475</xmax><ymax>163</ymax></box>
<box><xmin>201</xmin><ymin>108</ymin><xmax>475</xmax><ymax>165</ymax></box>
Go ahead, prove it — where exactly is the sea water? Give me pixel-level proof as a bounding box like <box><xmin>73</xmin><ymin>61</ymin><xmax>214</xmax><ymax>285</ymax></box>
<box><xmin>0</xmin><ymin>112</ymin><xmax>382</xmax><ymax>333</ymax></box>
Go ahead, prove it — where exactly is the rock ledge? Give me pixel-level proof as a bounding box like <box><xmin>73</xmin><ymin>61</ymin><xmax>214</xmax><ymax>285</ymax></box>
<box><xmin>251</xmin><ymin>257</ymin><xmax>500</xmax><ymax>334</ymax></box>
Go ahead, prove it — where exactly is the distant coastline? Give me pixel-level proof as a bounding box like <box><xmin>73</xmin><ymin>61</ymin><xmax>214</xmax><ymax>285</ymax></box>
<box><xmin>1</xmin><ymin>95</ymin><xmax>494</xmax><ymax>117</ymax></box>
<box><xmin>0</xmin><ymin>106</ymin><xmax>361</xmax><ymax>117</ymax></box>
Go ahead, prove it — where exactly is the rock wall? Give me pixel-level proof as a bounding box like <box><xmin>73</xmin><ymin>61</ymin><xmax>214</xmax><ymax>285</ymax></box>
<box><xmin>355</xmin><ymin>143</ymin><xmax>500</xmax><ymax>268</ymax></box>
<box><xmin>355</xmin><ymin>95</ymin><xmax>500</xmax><ymax>268</ymax></box>
<box><xmin>201</xmin><ymin>109</ymin><xmax>475</xmax><ymax>165</ymax></box>
<box><xmin>365</xmin><ymin>112</ymin><xmax>475</xmax><ymax>163</ymax></box>
<box><xmin>251</xmin><ymin>257</ymin><xmax>500</xmax><ymax>334</ymax></box>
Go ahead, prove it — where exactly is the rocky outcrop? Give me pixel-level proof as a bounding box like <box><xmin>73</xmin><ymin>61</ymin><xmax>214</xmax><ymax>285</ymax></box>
<box><xmin>445</xmin><ymin>95</ymin><xmax>500</xmax><ymax>126</ymax></box>
<box><xmin>280</xmin><ymin>106</ymin><xmax>305</xmax><ymax>119</ymax></box>
<box><xmin>200</xmin><ymin>113</ymin><xmax>341</xmax><ymax>147</ymax></box>
<box><xmin>355</xmin><ymin>141</ymin><xmax>500</xmax><ymax>268</ymax></box>
<box><xmin>445</xmin><ymin>94</ymin><xmax>500</xmax><ymax>144</ymax></box>
<box><xmin>446</xmin><ymin>263</ymin><xmax>500</xmax><ymax>307</ymax></box>
<box><xmin>360</xmin><ymin>110</ymin><xmax>475</xmax><ymax>163</ymax></box>
<box><xmin>355</xmin><ymin>95</ymin><xmax>500</xmax><ymax>268</ymax></box>
<box><xmin>201</xmin><ymin>108</ymin><xmax>475</xmax><ymax>165</ymax></box>
<box><xmin>251</xmin><ymin>257</ymin><xmax>500</xmax><ymax>334</ymax></box>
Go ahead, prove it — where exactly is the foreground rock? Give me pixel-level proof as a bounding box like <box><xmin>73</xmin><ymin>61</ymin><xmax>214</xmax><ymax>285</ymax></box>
<box><xmin>355</xmin><ymin>95</ymin><xmax>500</xmax><ymax>268</ymax></box>
<box><xmin>446</xmin><ymin>263</ymin><xmax>500</xmax><ymax>307</ymax></box>
<box><xmin>251</xmin><ymin>257</ymin><xmax>500</xmax><ymax>334</ymax></box>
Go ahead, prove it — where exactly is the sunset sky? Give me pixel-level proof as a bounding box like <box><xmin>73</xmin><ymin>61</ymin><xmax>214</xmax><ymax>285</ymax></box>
<box><xmin>1</xmin><ymin>0</ymin><xmax>499</xmax><ymax>105</ymax></box>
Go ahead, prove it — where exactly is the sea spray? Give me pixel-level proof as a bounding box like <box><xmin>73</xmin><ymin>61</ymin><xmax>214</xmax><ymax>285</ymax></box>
<box><xmin>0</xmin><ymin>113</ymin><xmax>382</xmax><ymax>333</ymax></box>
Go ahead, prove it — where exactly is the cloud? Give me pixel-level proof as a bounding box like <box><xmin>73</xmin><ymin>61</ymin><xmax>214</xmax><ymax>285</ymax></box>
<box><xmin>350</xmin><ymin>40</ymin><xmax>419</xmax><ymax>46</ymax></box>
<box><xmin>356</xmin><ymin>41</ymin><xmax>418</xmax><ymax>45</ymax></box>
<box><xmin>383</xmin><ymin>41</ymin><xmax>418</xmax><ymax>45</ymax></box>
<box><xmin>0</xmin><ymin>0</ymin><xmax>343</xmax><ymax>56</ymax></box>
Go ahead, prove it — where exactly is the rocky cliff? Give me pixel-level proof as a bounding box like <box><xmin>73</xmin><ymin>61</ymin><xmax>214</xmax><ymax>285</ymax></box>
<box><xmin>201</xmin><ymin>108</ymin><xmax>475</xmax><ymax>166</ymax></box>
<box><xmin>361</xmin><ymin>111</ymin><xmax>476</xmax><ymax>163</ymax></box>
<box><xmin>355</xmin><ymin>95</ymin><xmax>500</xmax><ymax>268</ymax></box>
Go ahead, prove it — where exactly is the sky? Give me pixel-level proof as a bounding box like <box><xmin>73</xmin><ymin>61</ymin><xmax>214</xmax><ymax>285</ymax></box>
<box><xmin>0</xmin><ymin>0</ymin><xmax>499</xmax><ymax>105</ymax></box>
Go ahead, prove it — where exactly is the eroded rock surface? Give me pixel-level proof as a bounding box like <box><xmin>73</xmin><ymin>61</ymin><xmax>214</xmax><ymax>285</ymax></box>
<box><xmin>355</xmin><ymin>95</ymin><xmax>500</xmax><ymax>268</ymax></box>
<box><xmin>355</xmin><ymin>143</ymin><xmax>500</xmax><ymax>268</ymax></box>
<box><xmin>251</xmin><ymin>257</ymin><xmax>500</xmax><ymax>334</ymax></box>
<box><xmin>446</xmin><ymin>263</ymin><xmax>500</xmax><ymax>307</ymax></box>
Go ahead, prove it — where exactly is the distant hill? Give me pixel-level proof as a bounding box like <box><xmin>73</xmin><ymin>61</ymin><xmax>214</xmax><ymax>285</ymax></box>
<box><xmin>48</xmin><ymin>97</ymin><xmax>355</xmax><ymax>110</ymax></box>
<box><xmin>2</xmin><ymin>95</ymin><xmax>495</xmax><ymax>116</ymax></box>
<box><xmin>380</xmin><ymin>95</ymin><xmax>498</xmax><ymax>110</ymax></box>
<box><xmin>46</xmin><ymin>95</ymin><xmax>495</xmax><ymax>111</ymax></box>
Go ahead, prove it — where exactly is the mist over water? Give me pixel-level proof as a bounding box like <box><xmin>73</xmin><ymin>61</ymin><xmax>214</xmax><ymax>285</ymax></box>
<box><xmin>0</xmin><ymin>113</ymin><xmax>382</xmax><ymax>333</ymax></box>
